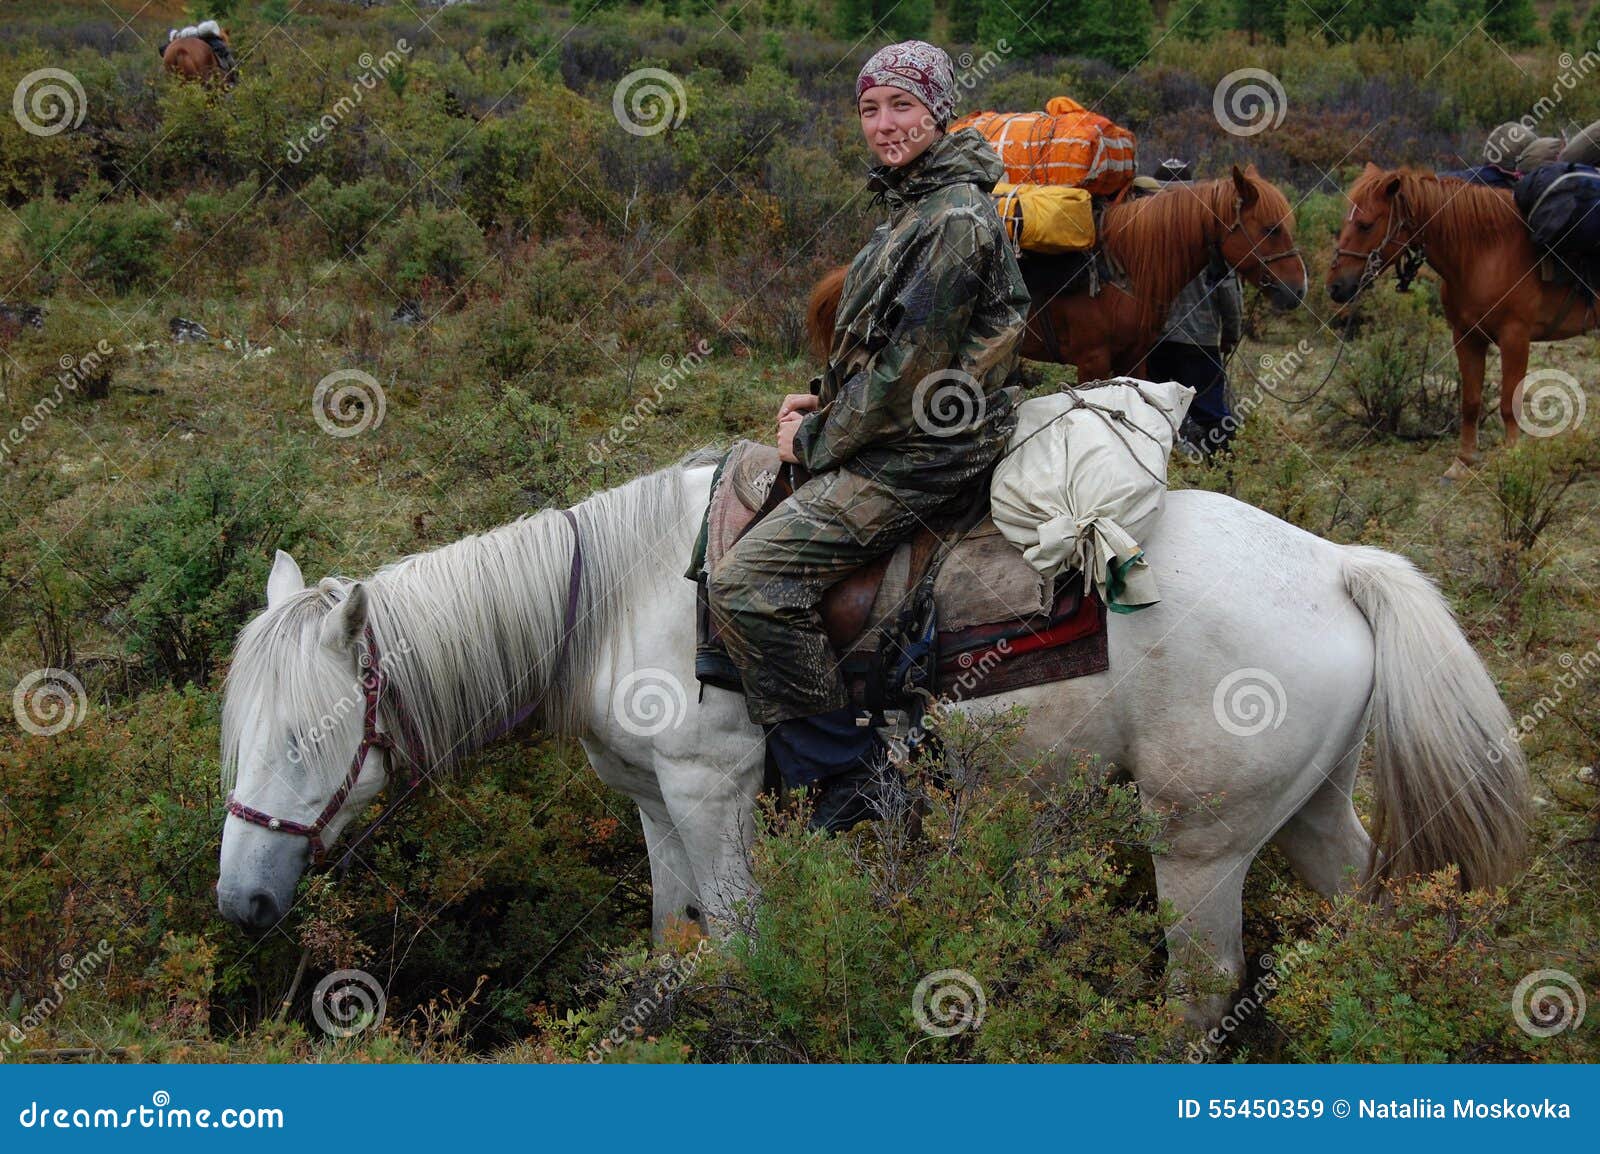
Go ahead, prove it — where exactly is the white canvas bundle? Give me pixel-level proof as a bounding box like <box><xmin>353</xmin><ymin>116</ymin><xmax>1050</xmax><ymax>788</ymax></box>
<box><xmin>989</xmin><ymin>378</ymin><xmax>1194</xmax><ymax>611</ymax></box>
<box><xmin>169</xmin><ymin>21</ymin><xmax>221</xmax><ymax>43</ymax></box>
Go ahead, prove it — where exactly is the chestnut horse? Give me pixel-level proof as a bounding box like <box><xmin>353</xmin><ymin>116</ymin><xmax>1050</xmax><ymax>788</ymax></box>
<box><xmin>808</xmin><ymin>165</ymin><xmax>1308</xmax><ymax>380</ymax></box>
<box><xmin>1329</xmin><ymin>162</ymin><xmax>1598</xmax><ymax>480</ymax></box>
<box><xmin>162</xmin><ymin>29</ymin><xmax>234</xmax><ymax>85</ymax></box>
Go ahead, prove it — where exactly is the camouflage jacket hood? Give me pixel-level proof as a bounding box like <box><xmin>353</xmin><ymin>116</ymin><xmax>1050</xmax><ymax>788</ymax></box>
<box><xmin>865</xmin><ymin>128</ymin><xmax>1008</xmax><ymax>214</ymax></box>
<box><xmin>792</xmin><ymin>128</ymin><xmax>1031</xmax><ymax>495</ymax></box>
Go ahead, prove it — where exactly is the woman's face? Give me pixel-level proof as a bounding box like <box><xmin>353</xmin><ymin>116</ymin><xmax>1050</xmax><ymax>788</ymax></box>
<box><xmin>858</xmin><ymin>84</ymin><xmax>941</xmax><ymax>168</ymax></box>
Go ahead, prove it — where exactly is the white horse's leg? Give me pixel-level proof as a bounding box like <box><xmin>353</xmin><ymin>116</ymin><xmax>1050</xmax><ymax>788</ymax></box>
<box><xmin>638</xmin><ymin>809</ymin><xmax>706</xmax><ymax>938</ymax></box>
<box><xmin>1150</xmin><ymin>842</ymin><xmax>1252</xmax><ymax>1031</ymax></box>
<box><xmin>1270</xmin><ymin>741</ymin><xmax>1375</xmax><ymax>897</ymax></box>
<box><xmin>581</xmin><ymin>737</ymin><xmax>704</xmax><ymax>943</ymax></box>
<box><xmin>654</xmin><ymin>740</ymin><xmax>764</xmax><ymax>935</ymax></box>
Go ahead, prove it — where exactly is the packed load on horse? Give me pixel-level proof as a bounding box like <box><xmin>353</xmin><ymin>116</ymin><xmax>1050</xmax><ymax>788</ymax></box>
<box><xmin>161</xmin><ymin>18</ymin><xmax>237</xmax><ymax>84</ymax></box>
<box><xmin>1512</xmin><ymin>161</ymin><xmax>1600</xmax><ymax>291</ymax></box>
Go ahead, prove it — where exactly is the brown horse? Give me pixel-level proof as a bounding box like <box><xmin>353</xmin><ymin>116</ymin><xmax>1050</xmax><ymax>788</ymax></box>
<box><xmin>807</xmin><ymin>165</ymin><xmax>1308</xmax><ymax>380</ymax></box>
<box><xmin>1329</xmin><ymin>162</ymin><xmax>1597</xmax><ymax>480</ymax></box>
<box><xmin>162</xmin><ymin>28</ymin><xmax>235</xmax><ymax>85</ymax></box>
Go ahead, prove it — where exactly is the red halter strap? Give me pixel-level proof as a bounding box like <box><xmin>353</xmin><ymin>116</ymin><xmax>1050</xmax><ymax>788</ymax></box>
<box><xmin>225</xmin><ymin>621</ymin><xmax>425</xmax><ymax>866</ymax></box>
<box><xmin>224</xmin><ymin>509</ymin><xmax>583</xmax><ymax>868</ymax></box>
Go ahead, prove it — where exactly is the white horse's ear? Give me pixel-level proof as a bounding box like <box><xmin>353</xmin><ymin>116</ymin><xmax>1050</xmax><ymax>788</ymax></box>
<box><xmin>319</xmin><ymin>582</ymin><xmax>369</xmax><ymax>654</ymax></box>
<box><xmin>266</xmin><ymin>549</ymin><xmax>305</xmax><ymax>609</ymax></box>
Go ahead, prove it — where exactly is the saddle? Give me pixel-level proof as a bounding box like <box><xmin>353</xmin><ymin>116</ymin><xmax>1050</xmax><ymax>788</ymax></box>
<box><xmin>693</xmin><ymin>441</ymin><xmax>1108</xmax><ymax>713</ymax></box>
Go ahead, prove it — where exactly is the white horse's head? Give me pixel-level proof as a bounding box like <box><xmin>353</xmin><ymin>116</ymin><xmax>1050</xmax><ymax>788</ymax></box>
<box><xmin>217</xmin><ymin>550</ymin><xmax>393</xmax><ymax>933</ymax></box>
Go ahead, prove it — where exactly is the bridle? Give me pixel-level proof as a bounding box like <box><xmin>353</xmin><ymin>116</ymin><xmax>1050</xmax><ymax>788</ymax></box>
<box><xmin>225</xmin><ymin>508</ymin><xmax>584</xmax><ymax>872</ymax></box>
<box><xmin>1216</xmin><ymin>194</ymin><xmax>1304</xmax><ymax>292</ymax></box>
<box><xmin>1333</xmin><ymin>196</ymin><xmax>1426</xmax><ymax>296</ymax></box>
<box><xmin>225</xmin><ymin>621</ymin><xmax>428</xmax><ymax>867</ymax></box>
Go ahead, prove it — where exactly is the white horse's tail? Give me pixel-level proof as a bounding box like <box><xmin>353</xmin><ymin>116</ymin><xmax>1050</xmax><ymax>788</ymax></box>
<box><xmin>1341</xmin><ymin>545</ymin><xmax>1528</xmax><ymax>889</ymax></box>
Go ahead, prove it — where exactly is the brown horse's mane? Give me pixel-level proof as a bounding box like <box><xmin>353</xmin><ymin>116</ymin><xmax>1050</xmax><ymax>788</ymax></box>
<box><xmin>1099</xmin><ymin>172</ymin><xmax>1290</xmax><ymax>312</ymax></box>
<box><xmin>1350</xmin><ymin>166</ymin><xmax>1525</xmax><ymax>254</ymax></box>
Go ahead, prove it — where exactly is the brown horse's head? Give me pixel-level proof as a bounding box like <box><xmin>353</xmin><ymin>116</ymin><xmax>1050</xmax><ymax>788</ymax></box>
<box><xmin>1327</xmin><ymin>162</ymin><xmax>1418</xmax><ymax>304</ymax></box>
<box><xmin>1213</xmin><ymin>164</ymin><xmax>1306</xmax><ymax>310</ymax></box>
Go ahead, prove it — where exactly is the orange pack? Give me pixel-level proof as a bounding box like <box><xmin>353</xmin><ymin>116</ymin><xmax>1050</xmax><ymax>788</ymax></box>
<box><xmin>951</xmin><ymin>96</ymin><xmax>1137</xmax><ymax>195</ymax></box>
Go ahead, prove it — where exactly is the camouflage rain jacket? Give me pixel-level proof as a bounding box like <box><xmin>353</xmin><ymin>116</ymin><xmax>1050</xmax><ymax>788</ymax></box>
<box><xmin>793</xmin><ymin>127</ymin><xmax>1033</xmax><ymax>495</ymax></box>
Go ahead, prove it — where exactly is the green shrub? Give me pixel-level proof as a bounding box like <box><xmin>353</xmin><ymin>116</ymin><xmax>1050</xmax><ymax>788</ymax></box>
<box><xmin>1269</xmin><ymin>870</ymin><xmax>1590</xmax><ymax>1062</ymax></box>
<box><xmin>366</xmin><ymin>204</ymin><xmax>488</xmax><ymax>296</ymax></box>
<box><xmin>72</xmin><ymin>450</ymin><xmax>318</xmax><ymax>685</ymax></box>
<box><xmin>558</xmin><ymin>711</ymin><xmax>1184</xmax><ymax>1063</ymax></box>
<box><xmin>301</xmin><ymin>174</ymin><xmax>405</xmax><ymax>259</ymax></box>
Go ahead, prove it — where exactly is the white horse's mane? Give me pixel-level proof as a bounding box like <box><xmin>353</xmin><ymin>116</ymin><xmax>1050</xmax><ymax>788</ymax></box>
<box><xmin>220</xmin><ymin>451</ymin><xmax>718</xmax><ymax>793</ymax></box>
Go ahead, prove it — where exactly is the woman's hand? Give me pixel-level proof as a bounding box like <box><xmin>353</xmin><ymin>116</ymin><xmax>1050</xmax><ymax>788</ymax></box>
<box><xmin>777</xmin><ymin>393</ymin><xmax>820</xmax><ymax>422</ymax></box>
<box><xmin>777</xmin><ymin>412</ymin><xmax>804</xmax><ymax>464</ymax></box>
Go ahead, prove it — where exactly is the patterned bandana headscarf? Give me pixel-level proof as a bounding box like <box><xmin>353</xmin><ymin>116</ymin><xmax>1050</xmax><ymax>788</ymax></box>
<box><xmin>855</xmin><ymin>40</ymin><xmax>957</xmax><ymax>130</ymax></box>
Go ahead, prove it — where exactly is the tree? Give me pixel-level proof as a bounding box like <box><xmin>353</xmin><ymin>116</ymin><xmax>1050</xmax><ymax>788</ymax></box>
<box><xmin>832</xmin><ymin>0</ymin><xmax>934</xmax><ymax>40</ymax></box>
<box><xmin>1482</xmin><ymin>0</ymin><xmax>1541</xmax><ymax>45</ymax></box>
<box><xmin>1548</xmin><ymin>2</ymin><xmax>1576</xmax><ymax>43</ymax></box>
<box><xmin>1583</xmin><ymin>3</ymin><xmax>1600</xmax><ymax>47</ymax></box>
<box><xmin>1172</xmin><ymin>0</ymin><xmax>1230</xmax><ymax>40</ymax></box>
<box><xmin>978</xmin><ymin>0</ymin><xmax>1154</xmax><ymax>70</ymax></box>
<box><xmin>948</xmin><ymin>0</ymin><xmax>981</xmax><ymax>41</ymax></box>
<box><xmin>1232</xmin><ymin>0</ymin><xmax>1290</xmax><ymax>44</ymax></box>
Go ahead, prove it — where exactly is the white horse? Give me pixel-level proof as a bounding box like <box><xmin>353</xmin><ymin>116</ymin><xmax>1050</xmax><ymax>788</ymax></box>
<box><xmin>217</xmin><ymin>456</ymin><xmax>1528</xmax><ymax>1027</ymax></box>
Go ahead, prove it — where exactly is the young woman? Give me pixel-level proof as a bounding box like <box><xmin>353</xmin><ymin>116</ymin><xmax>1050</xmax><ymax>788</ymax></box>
<box><xmin>707</xmin><ymin>40</ymin><xmax>1032</xmax><ymax>832</ymax></box>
